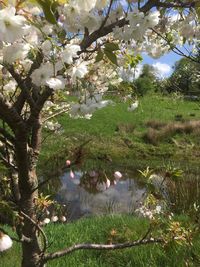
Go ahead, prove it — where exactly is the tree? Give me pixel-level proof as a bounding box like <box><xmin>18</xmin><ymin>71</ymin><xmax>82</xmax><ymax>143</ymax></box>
<box><xmin>134</xmin><ymin>64</ymin><xmax>158</xmax><ymax>95</ymax></box>
<box><xmin>0</xmin><ymin>1</ymin><xmax>199</xmax><ymax>266</ymax></box>
<box><xmin>164</xmin><ymin>58</ymin><xmax>200</xmax><ymax>94</ymax></box>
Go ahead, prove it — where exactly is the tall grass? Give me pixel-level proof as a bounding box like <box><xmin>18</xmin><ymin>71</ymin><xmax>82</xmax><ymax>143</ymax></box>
<box><xmin>144</xmin><ymin>120</ymin><xmax>200</xmax><ymax>145</ymax></box>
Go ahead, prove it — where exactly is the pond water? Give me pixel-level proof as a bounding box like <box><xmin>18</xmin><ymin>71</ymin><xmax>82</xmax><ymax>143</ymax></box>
<box><xmin>53</xmin><ymin>166</ymin><xmax>200</xmax><ymax>222</ymax></box>
<box><xmin>56</xmin><ymin>171</ymin><xmax>146</xmax><ymax>220</ymax></box>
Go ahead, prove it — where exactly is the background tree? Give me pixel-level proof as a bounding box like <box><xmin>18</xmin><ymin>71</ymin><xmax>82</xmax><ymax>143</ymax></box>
<box><xmin>163</xmin><ymin>58</ymin><xmax>200</xmax><ymax>95</ymax></box>
<box><xmin>134</xmin><ymin>64</ymin><xmax>158</xmax><ymax>96</ymax></box>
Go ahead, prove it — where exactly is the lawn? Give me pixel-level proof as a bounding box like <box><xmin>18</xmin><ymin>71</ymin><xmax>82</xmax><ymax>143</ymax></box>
<box><xmin>1</xmin><ymin>215</ymin><xmax>200</xmax><ymax>267</ymax></box>
<box><xmin>38</xmin><ymin>93</ymin><xmax>200</xmax><ymax>176</ymax></box>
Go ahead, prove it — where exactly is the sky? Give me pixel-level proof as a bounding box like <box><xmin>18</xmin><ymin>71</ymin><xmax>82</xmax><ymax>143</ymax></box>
<box><xmin>141</xmin><ymin>51</ymin><xmax>182</xmax><ymax>78</ymax></box>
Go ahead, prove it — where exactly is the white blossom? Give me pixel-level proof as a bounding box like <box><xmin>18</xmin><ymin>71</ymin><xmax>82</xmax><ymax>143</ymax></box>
<box><xmin>60</xmin><ymin>216</ymin><xmax>67</xmax><ymax>222</ymax></box>
<box><xmin>51</xmin><ymin>216</ymin><xmax>58</xmax><ymax>222</ymax></box>
<box><xmin>0</xmin><ymin>7</ymin><xmax>27</xmax><ymax>43</ymax></box>
<box><xmin>44</xmin><ymin>121</ymin><xmax>61</xmax><ymax>131</ymax></box>
<box><xmin>144</xmin><ymin>11</ymin><xmax>160</xmax><ymax>28</ymax></box>
<box><xmin>0</xmin><ymin>233</ymin><xmax>13</xmax><ymax>252</ymax></box>
<box><xmin>4</xmin><ymin>80</ymin><xmax>17</xmax><ymax>92</ymax></box>
<box><xmin>61</xmin><ymin>44</ymin><xmax>80</xmax><ymax>64</ymax></box>
<box><xmin>42</xmin><ymin>218</ymin><xmax>50</xmax><ymax>225</ymax></box>
<box><xmin>72</xmin><ymin>61</ymin><xmax>88</xmax><ymax>80</ymax></box>
<box><xmin>127</xmin><ymin>100</ymin><xmax>139</xmax><ymax>111</ymax></box>
<box><xmin>41</xmin><ymin>40</ymin><xmax>52</xmax><ymax>55</ymax></box>
<box><xmin>46</xmin><ymin>77</ymin><xmax>65</xmax><ymax>90</ymax></box>
<box><xmin>31</xmin><ymin>63</ymin><xmax>54</xmax><ymax>86</ymax></box>
<box><xmin>3</xmin><ymin>43</ymin><xmax>30</xmax><ymax>64</ymax></box>
<box><xmin>21</xmin><ymin>59</ymin><xmax>33</xmax><ymax>72</ymax></box>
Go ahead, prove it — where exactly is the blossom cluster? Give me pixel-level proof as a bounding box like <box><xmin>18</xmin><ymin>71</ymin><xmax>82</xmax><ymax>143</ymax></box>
<box><xmin>135</xmin><ymin>205</ymin><xmax>162</xmax><ymax>220</ymax></box>
<box><xmin>0</xmin><ymin>0</ymin><xmax>198</xmax><ymax>119</ymax></box>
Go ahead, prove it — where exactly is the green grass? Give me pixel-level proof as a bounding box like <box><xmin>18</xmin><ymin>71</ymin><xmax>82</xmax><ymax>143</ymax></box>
<box><xmin>59</xmin><ymin>94</ymin><xmax>200</xmax><ymax>136</ymax></box>
<box><xmin>38</xmin><ymin>93</ymin><xmax>200</xmax><ymax>175</ymax></box>
<box><xmin>1</xmin><ymin>215</ymin><xmax>200</xmax><ymax>267</ymax></box>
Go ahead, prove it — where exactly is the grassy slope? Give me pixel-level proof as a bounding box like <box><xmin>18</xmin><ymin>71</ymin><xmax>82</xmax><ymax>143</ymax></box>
<box><xmin>1</xmin><ymin>215</ymin><xmax>200</xmax><ymax>267</ymax></box>
<box><xmin>38</xmin><ymin>94</ymin><xmax>200</xmax><ymax>174</ymax></box>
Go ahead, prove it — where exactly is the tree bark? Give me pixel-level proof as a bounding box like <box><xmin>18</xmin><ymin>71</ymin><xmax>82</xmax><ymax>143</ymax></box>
<box><xmin>15</xmin><ymin>127</ymin><xmax>44</xmax><ymax>267</ymax></box>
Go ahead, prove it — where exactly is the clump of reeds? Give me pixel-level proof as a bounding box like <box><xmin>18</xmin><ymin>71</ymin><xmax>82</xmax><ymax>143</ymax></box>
<box><xmin>145</xmin><ymin>120</ymin><xmax>167</xmax><ymax>130</ymax></box>
<box><xmin>115</xmin><ymin>123</ymin><xmax>135</xmax><ymax>133</ymax></box>
<box><xmin>144</xmin><ymin>120</ymin><xmax>200</xmax><ymax>145</ymax></box>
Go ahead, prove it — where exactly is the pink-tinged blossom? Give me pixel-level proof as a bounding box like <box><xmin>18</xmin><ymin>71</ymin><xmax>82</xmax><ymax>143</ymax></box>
<box><xmin>113</xmin><ymin>180</ymin><xmax>117</xmax><ymax>185</ymax></box>
<box><xmin>105</xmin><ymin>179</ymin><xmax>111</xmax><ymax>189</ymax></box>
<box><xmin>70</xmin><ymin>170</ymin><xmax>75</xmax><ymax>179</ymax></box>
<box><xmin>114</xmin><ymin>171</ymin><xmax>122</xmax><ymax>179</ymax></box>
<box><xmin>66</xmin><ymin>160</ymin><xmax>71</xmax><ymax>166</ymax></box>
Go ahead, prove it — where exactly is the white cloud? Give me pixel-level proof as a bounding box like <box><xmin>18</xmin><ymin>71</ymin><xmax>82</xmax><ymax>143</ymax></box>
<box><xmin>152</xmin><ymin>62</ymin><xmax>172</xmax><ymax>78</ymax></box>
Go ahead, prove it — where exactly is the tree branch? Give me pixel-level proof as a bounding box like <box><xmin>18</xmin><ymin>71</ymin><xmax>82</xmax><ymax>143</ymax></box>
<box><xmin>79</xmin><ymin>0</ymin><xmax>196</xmax><ymax>54</ymax></box>
<box><xmin>139</xmin><ymin>0</ymin><xmax>197</xmax><ymax>13</ymax></box>
<box><xmin>0</xmin><ymin>152</ymin><xmax>17</xmax><ymax>171</ymax></box>
<box><xmin>0</xmin><ymin>126</ymin><xmax>15</xmax><ymax>144</ymax></box>
<box><xmin>0</xmin><ymin>93</ymin><xmax>26</xmax><ymax>132</ymax></box>
<box><xmin>7</xmin><ymin>65</ymin><xmax>36</xmax><ymax>110</ymax></box>
<box><xmin>99</xmin><ymin>0</ymin><xmax>114</xmax><ymax>31</ymax></box>
<box><xmin>21</xmin><ymin>211</ymin><xmax>48</xmax><ymax>254</ymax></box>
<box><xmin>42</xmin><ymin>107</ymin><xmax>70</xmax><ymax>123</ymax></box>
<box><xmin>79</xmin><ymin>18</ymin><xmax>128</xmax><ymax>52</ymax></box>
<box><xmin>44</xmin><ymin>237</ymin><xmax>163</xmax><ymax>262</ymax></box>
<box><xmin>151</xmin><ymin>28</ymin><xmax>200</xmax><ymax>64</ymax></box>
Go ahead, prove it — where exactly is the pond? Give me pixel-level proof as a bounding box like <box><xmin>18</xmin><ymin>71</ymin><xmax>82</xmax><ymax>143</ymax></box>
<box><xmin>49</xmin><ymin>164</ymin><xmax>200</xmax><ymax>222</ymax></box>
<box><xmin>55</xmin><ymin>170</ymin><xmax>146</xmax><ymax>220</ymax></box>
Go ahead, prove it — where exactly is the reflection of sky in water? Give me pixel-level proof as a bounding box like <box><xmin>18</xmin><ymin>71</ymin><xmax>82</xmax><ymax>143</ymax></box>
<box><xmin>56</xmin><ymin>171</ymin><xmax>146</xmax><ymax>220</ymax></box>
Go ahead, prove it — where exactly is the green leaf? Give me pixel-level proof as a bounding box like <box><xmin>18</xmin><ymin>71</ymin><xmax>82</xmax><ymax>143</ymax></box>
<box><xmin>136</xmin><ymin>54</ymin><xmax>143</xmax><ymax>61</ymax></box>
<box><xmin>95</xmin><ymin>50</ymin><xmax>104</xmax><ymax>62</ymax></box>
<box><xmin>104</xmin><ymin>43</ymin><xmax>119</xmax><ymax>52</ymax></box>
<box><xmin>104</xmin><ymin>50</ymin><xmax>118</xmax><ymax>65</ymax></box>
<box><xmin>36</xmin><ymin>0</ymin><xmax>57</xmax><ymax>24</ymax></box>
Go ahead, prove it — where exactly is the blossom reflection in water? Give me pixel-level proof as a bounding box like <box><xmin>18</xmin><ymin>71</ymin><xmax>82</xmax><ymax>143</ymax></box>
<box><xmin>56</xmin><ymin>170</ymin><xmax>145</xmax><ymax>220</ymax></box>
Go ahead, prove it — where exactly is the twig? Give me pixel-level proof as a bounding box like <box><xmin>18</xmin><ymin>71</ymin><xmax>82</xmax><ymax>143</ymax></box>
<box><xmin>151</xmin><ymin>28</ymin><xmax>199</xmax><ymax>64</ymax></box>
<box><xmin>0</xmin><ymin>227</ymin><xmax>31</xmax><ymax>243</ymax></box>
<box><xmin>21</xmin><ymin>211</ymin><xmax>48</xmax><ymax>254</ymax></box>
<box><xmin>44</xmin><ymin>237</ymin><xmax>163</xmax><ymax>262</ymax></box>
<box><xmin>42</xmin><ymin>107</ymin><xmax>70</xmax><ymax>123</ymax></box>
<box><xmin>99</xmin><ymin>0</ymin><xmax>114</xmax><ymax>31</ymax></box>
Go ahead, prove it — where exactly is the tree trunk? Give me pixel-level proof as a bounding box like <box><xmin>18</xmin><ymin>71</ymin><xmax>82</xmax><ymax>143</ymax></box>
<box><xmin>20</xmin><ymin>170</ymin><xmax>43</xmax><ymax>267</ymax></box>
<box><xmin>15</xmin><ymin>130</ymin><xmax>44</xmax><ymax>267</ymax></box>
